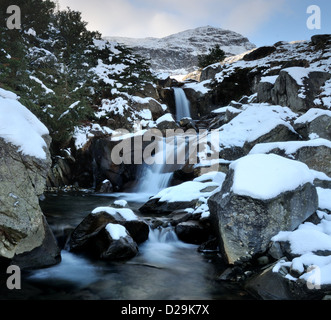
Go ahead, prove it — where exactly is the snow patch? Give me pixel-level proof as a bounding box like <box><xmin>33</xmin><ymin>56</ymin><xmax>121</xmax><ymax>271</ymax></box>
<box><xmin>249</xmin><ymin>138</ymin><xmax>331</xmax><ymax>156</ymax></box>
<box><xmin>106</xmin><ymin>223</ymin><xmax>127</xmax><ymax>240</ymax></box>
<box><xmin>0</xmin><ymin>89</ymin><xmax>49</xmax><ymax>159</ymax></box>
<box><xmin>92</xmin><ymin>206</ymin><xmax>138</xmax><ymax>221</ymax></box>
<box><xmin>152</xmin><ymin>181</ymin><xmax>219</xmax><ymax>203</ymax></box>
<box><xmin>230</xmin><ymin>154</ymin><xmax>315</xmax><ymax>200</ymax></box>
<box><xmin>218</xmin><ymin>103</ymin><xmax>297</xmax><ymax>148</ymax></box>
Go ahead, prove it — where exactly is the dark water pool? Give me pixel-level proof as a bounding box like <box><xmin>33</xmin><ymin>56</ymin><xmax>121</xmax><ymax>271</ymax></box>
<box><xmin>1</xmin><ymin>192</ymin><xmax>254</xmax><ymax>300</ymax></box>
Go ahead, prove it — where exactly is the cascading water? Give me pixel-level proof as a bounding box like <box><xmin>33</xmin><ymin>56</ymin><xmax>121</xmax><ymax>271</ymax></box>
<box><xmin>173</xmin><ymin>87</ymin><xmax>191</xmax><ymax>121</ymax></box>
<box><xmin>139</xmin><ymin>227</ymin><xmax>194</xmax><ymax>265</ymax></box>
<box><xmin>134</xmin><ymin>133</ymin><xmax>191</xmax><ymax>197</ymax></box>
<box><xmin>134</xmin><ymin>137</ymin><xmax>173</xmax><ymax>196</ymax></box>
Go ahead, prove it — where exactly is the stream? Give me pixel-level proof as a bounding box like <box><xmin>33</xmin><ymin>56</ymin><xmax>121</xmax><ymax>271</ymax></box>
<box><xmin>1</xmin><ymin>88</ymin><xmax>255</xmax><ymax>300</ymax></box>
<box><xmin>3</xmin><ymin>192</ymin><xmax>254</xmax><ymax>300</ymax></box>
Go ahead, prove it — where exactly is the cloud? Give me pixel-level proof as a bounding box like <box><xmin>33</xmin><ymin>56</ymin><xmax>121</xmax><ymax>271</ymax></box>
<box><xmin>221</xmin><ymin>0</ymin><xmax>286</xmax><ymax>35</ymax></box>
<box><xmin>58</xmin><ymin>0</ymin><xmax>190</xmax><ymax>37</ymax></box>
<box><xmin>58</xmin><ymin>0</ymin><xmax>286</xmax><ymax>38</ymax></box>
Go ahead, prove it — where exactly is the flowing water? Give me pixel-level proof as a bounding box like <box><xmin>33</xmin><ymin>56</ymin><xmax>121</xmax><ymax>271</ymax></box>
<box><xmin>134</xmin><ymin>137</ymin><xmax>174</xmax><ymax>196</ymax></box>
<box><xmin>173</xmin><ymin>87</ymin><xmax>191</xmax><ymax>121</ymax></box>
<box><xmin>1</xmin><ymin>89</ymin><xmax>255</xmax><ymax>300</ymax></box>
<box><xmin>5</xmin><ymin>193</ymin><xmax>253</xmax><ymax>300</ymax></box>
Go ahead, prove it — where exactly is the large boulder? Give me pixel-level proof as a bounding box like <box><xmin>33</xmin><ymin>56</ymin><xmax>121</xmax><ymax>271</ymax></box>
<box><xmin>208</xmin><ymin>154</ymin><xmax>318</xmax><ymax>265</ymax></box>
<box><xmin>0</xmin><ymin>90</ymin><xmax>60</xmax><ymax>268</ymax></box>
<box><xmin>217</xmin><ymin>103</ymin><xmax>299</xmax><ymax>155</ymax></box>
<box><xmin>270</xmin><ymin>68</ymin><xmax>331</xmax><ymax>113</ymax></box>
<box><xmin>293</xmin><ymin>108</ymin><xmax>331</xmax><ymax>141</ymax></box>
<box><xmin>250</xmin><ymin>138</ymin><xmax>331</xmax><ymax>177</ymax></box>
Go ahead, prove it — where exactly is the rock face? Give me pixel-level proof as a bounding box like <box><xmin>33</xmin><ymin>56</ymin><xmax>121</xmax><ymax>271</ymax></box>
<box><xmin>0</xmin><ymin>132</ymin><xmax>60</xmax><ymax>268</ymax></box>
<box><xmin>294</xmin><ymin>109</ymin><xmax>331</xmax><ymax>141</ymax></box>
<box><xmin>194</xmin><ymin>37</ymin><xmax>331</xmax><ymax>116</ymax></box>
<box><xmin>243</xmin><ymin>46</ymin><xmax>276</xmax><ymax>61</ymax></box>
<box><xmin>208</xmin><ymin>154</ymin><xmax>318</xmax><ymax>265</ymax></box>
<box><xmin>105</xmin><ymin>26</ymin><xmax>256</xmax><ymax>74</ymax></box>
<box><xmin>269</xmin><ymin>68</ymin><xmax>331</xmax><ymax>113</ymax></box>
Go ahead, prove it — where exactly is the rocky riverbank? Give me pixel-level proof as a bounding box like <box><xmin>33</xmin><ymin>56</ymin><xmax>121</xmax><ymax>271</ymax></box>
<box><xmin>1</xmin><ymin>34</ymin><xmax>331</xmax><ymax>300</ymax></box>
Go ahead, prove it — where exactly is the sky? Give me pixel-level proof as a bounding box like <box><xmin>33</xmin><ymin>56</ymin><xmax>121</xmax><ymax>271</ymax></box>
<box><xmin>57</xmin><ymin>0</ymin><xmax>331</xmax><ymax>47</ymax></box>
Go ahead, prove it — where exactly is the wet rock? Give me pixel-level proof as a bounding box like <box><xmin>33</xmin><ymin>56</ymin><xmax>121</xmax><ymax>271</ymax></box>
<box><xmin>68</xmin><ymin>208</ymin><xmax>149</xmax><ymax>254</ymax></box>
<box><xmin>94</xmin><ymin>225</ymin><xmax>138</xmax><ymax>261</ymax></box>
<box><xmin>245</xmin><ymin>264</ymin><xmax>298</xmax><ymax>300</ymax></box>
<box><xmin>168</xmin><ymin>210</ymin><xmax>193</xmax><ymax>226</ymax></box>
<box><xmin>139</xmin><ymin>197</ymin><xmax>198</xmax><ymax>215</ymax></box>
<box><xmin>97</xmin><ymin>179</ymin><xmax>113</xmax><ymax>193</ymax></box>
<box><xmin>69</xmin><ymin>215</ymin><xmax>139</xmax><ymax>261</ymax></box>
<box><xmin>175</xmin><ymin>220</ymin><xmax>210</xmax><ymax>244</ymax></box>
<box><xmin>198</xmin><ymin>237</ymin><xmax>219</xmax><ymax>253</ymax></box>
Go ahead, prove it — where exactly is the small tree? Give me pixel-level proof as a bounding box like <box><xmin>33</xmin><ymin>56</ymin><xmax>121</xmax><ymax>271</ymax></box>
<box><xmin>198</xmin><ymin>44</ymin><xmax>226</xmax><ymax>68</ymax></box>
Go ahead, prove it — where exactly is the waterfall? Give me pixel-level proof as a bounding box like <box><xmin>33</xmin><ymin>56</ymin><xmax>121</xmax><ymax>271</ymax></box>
<box><xmin>140</xmin><ymin>227</ymin><xmax>194</xmax><ymax>265</ymax></box>
<box><xmin>173</xmin><ymin>87</ymin><xmax>191</xmax><ymax>121</ymax></box>
<box><xmin>134</xmin><ymin>137</ymin><xmax>173</xmax><ymax>196</ymax></box>
<box><xmin>136</xmin><ymin>165</ymin><xmax>173</xmax><ymax>195</ymax></box>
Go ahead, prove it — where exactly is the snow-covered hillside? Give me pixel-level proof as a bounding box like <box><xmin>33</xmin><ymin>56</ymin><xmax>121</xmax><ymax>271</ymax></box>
<box><xmin>105</xmin><ymin>26</ymin><xmax>256</xmax><ymax>75</ymax></box>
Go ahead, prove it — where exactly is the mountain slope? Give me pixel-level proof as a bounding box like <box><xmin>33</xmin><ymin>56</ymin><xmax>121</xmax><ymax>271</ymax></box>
<box><xmin>105</xmin><ymin>26</ymin><xmax>256</xmax><ymax>74</ymax></box>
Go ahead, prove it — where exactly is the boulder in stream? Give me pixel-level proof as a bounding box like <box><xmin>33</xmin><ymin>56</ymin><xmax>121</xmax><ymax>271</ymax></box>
<box><xmin>68</xmin><ymin>206</ymin><xmax>149</xmax><ymax>260</ymax></box>
<box><xmin>208</xmin><ymin>154</ymin><xmax>318</xmax><ymax>265</ymax></box>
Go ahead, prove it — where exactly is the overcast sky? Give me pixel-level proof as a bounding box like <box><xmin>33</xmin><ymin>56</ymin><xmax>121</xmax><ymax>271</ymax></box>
<box><xmin>57</xmin><ymin>0</ymin><xmax>331</xmax><ymax>46</ymax></box>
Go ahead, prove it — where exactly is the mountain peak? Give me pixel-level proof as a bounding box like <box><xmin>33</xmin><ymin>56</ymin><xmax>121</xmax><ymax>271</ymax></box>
<box><xmin>105</xmin><ymin>27</ymin><xmax>255</xmax><ymax>75</ymax></box>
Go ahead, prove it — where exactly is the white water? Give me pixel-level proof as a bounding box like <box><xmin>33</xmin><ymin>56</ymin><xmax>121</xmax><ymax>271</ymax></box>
<box><xmin>134</xmin><ymin>137</ymin><xmax>173</xmax><ymax>197</ymax></box>
<box><xmin>28</xmin><ymin>228</ymin><xmax>195</xmax><ymax>289</ymax></box>
<box><xmin>136</xmin><ymin>227</ymin><xmax>195</xmax><ymax>266</ymax></box>
<box><xmin>173</xmin><ymin>87</ymin><xmax>191</xmax><ymax>121</ymax></box>
<box><xmin>136</xmin><ymin>166</ymin><xmax>173</xmax><ymax>195</ymax></box>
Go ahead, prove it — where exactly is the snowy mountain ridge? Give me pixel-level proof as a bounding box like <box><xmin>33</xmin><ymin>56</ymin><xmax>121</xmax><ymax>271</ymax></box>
<box><xmin>105</xmin><ymin>26</ymin><xmax>256</xmax><ymax>74</ymax></box>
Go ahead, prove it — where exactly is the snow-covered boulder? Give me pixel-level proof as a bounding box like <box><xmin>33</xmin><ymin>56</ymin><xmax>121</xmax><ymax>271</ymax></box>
<box><xmin>139</xmin><ymin>180</ymin><xmax>220</xmax><ymax>214</ymax></box>
<box><xmin>250</xmin><ymin>138</ymin><xmax>331</xmax><ymax>177</ymax></box>
<box><xmin>0</xmin><ymin>88</ymin><xmax>60</xmax><ymax>268</ymax></box>
<box><xmin>294</xmin><ymin>108</ymin><xmax>331</xmax><ymax>141</ymax></box>
<box><xmin>155</xmin><ymin>113</ymin><xmax>179</xmax><ymax>131</ymax></box>
<box><xmin>93</xmin><ymin>223</ymin><xmax>138</xmax><ymax>261</ymax></box>
<box><xmin>68</xmin><ymin>206</ymin><xmax>149</xmax><ymax>260</ymax></box>
<box><xmin>217</xmin><ymin>103</ymin><xmax>299</xmax><ymax>155</ymax></box>
<box><xmin>270</xmin><ymin>67</ymin><xmax>330</xmax><ymax>113</ymax></box>
<box><xmin>208</xmin><ymin>154</ymin><xmax>318</xmax><ymax>265</ymax></box>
